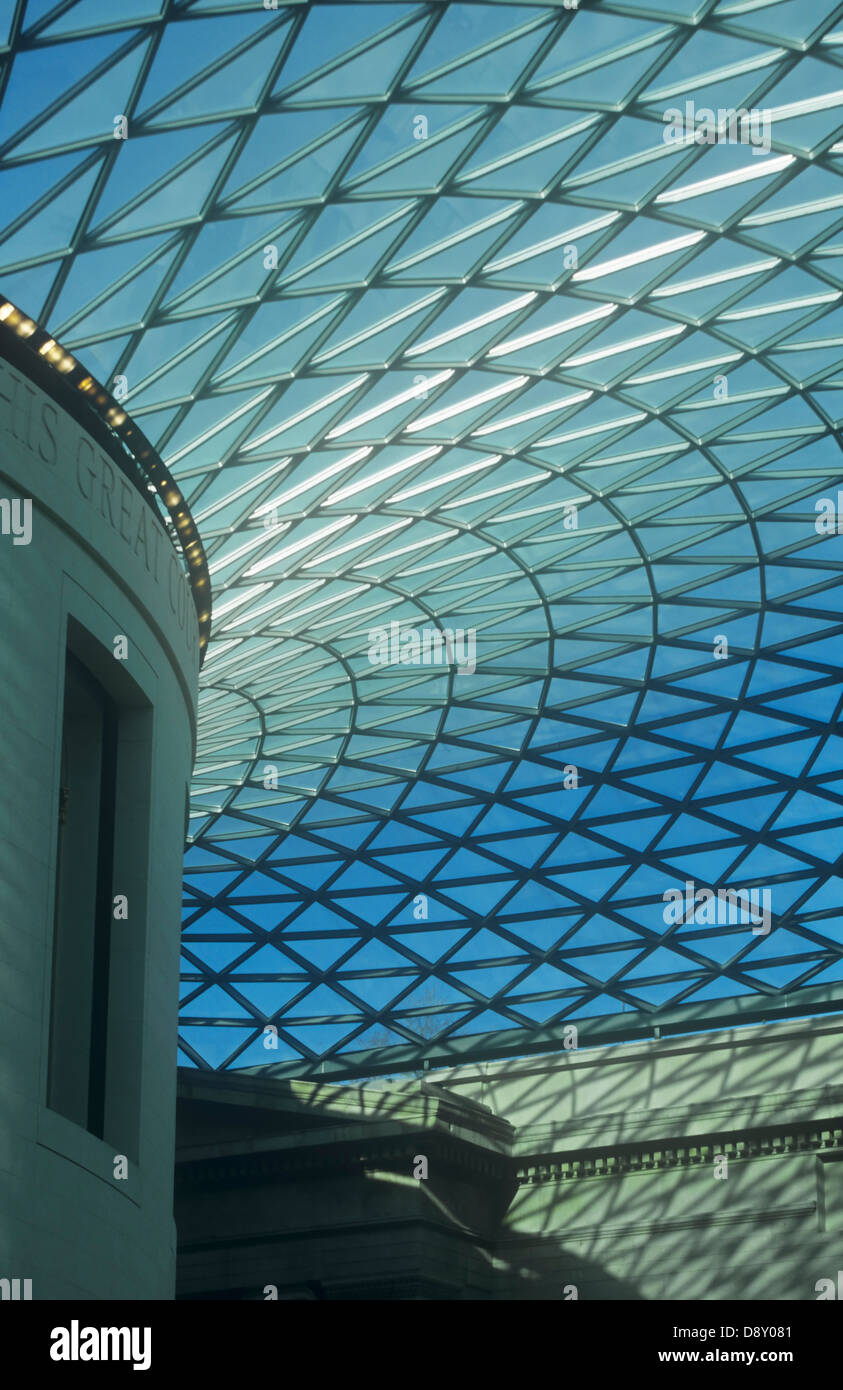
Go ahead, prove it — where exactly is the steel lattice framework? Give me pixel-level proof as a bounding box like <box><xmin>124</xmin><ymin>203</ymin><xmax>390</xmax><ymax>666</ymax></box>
<box><xmin>3</xmin><ymin>0</ymin><xmax>843</xmax><ymax>1078</ymax></box>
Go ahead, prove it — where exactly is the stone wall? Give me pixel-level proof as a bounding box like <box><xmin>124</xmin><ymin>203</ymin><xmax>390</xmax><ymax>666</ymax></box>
<box><xmin>175</xmin><ymin>1015</ymin><xmax>843</xmax><ymax>1300</ymax></box>
<box><xmin>0</xmin><ymin>353</ymin><xmax>198</xmax><ymax>1299</ymax></box>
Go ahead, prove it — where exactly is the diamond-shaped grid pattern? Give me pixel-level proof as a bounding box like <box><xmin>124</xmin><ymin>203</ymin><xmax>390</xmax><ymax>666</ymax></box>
<box><xmin>4</xmin><ymin>0</ymin><xmax>843</xmax><ymax>1076</ymax></box>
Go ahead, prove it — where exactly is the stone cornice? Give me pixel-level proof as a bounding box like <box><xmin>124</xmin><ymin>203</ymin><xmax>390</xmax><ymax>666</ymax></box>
<box><xmin>176</xmin><ymin>1124</ymin><xmax>514</xmax><ymax>1190</ymax></box>
<box><xmin>517</xmin><ymin>1121</ymin><xmax>843</xmax><ymax>1185</ymax></box>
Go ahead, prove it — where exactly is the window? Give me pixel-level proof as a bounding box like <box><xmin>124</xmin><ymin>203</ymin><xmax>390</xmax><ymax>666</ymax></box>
<box><xmin>47</xmin><ymin>627</ymin><xmax>152</xmax><ymax>1154</ymax></box>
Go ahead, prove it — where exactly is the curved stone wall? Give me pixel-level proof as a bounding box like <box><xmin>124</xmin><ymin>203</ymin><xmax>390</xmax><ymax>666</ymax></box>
<box><xmin>0</xmin><ymin>349</ymin><xmax>198</xmax><ymax>1299</ymax></box>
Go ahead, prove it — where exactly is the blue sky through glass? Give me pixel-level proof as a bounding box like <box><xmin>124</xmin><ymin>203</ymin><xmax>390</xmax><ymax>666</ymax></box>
<box><xmin>2</xmin><ymin>0</ymin><xmax>843</xmax><ymax>1075</ymax></box>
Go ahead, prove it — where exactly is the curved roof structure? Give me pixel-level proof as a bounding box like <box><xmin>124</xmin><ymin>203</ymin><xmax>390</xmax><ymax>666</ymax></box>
<box><xmin>0</xmin><ymin>293</ymin><xmax>212</xmax><ymax>651</ymax></box>
<box><xmin>4</xmin><ymin>0</ymin><xmax>843</xmax><ymax>1078</ymax></box>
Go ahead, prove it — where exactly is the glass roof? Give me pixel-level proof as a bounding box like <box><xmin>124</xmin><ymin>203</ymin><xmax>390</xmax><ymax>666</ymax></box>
<box><xmin>4</xmin><ymin>0</ymin><xmax>843</xmax><ymax>1077</ymax></box>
